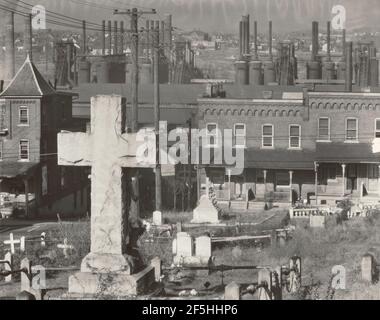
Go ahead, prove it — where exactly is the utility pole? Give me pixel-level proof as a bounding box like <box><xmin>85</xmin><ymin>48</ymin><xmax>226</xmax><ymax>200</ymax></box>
<box><xmin>187</xmin><ymin>118</ymin><xmax>192</xmax><ymax>211</ymax></box>
<box><xmin>114</xmin><ymin>8</ymin><xmax>156</xmax><ymax>220</ymax></box>
<box><xmin>153</xmin><ymin>21</ymin><xmax>162</xmax><ymax>211</ymax></box>
<box><xmin>82</xmin><ymin>20</ymin><xmax>87</xmax><ymax>55</ymax></box>
<box><xmin>114</xmin><ymin>7</ymin><xmax>156</xmax><ymax>132</ymax></box>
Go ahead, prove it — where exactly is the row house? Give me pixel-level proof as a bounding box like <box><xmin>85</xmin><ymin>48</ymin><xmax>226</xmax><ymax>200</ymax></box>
<box><xmin>198</xmin><ymin>87</ymin><xmax>380</xmax><ymax>210</ymax></box>
<box><xmin>0</xmin><ymin>56</ymin><xmax>89</xmax><ymax>218</ymax></box>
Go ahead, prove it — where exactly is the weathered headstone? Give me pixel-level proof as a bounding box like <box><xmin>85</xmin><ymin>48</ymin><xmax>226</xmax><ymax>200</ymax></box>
<box><xmin>195</xmin><ymin>236</ymin><xmax>212</xmax><ymax>258</ymax></box>
<box><xmin>361</xmin><ymin>254</ymin><xmax>375</xmax><ymax>283</ymax></box>
<box><xmin>58</xmin><ymin>95</ymin><xmax>155</xmax><ymax>297</ymax></box>
<box><xmin>224</xmin><ymin>281</ymin><xmax>240</xmax><ymax>300</ymax></box>
<box><xmin>176</xmin><ymin>232</ymin><xmax>193</xmax><ymax>257</ymax></box>
<box><xmin>310</xmin><ymin>215</ymin><xmax>326</xmax><ymax>228</ymax></box>
<box><xmin>150</xmin><ymin>257</ymin><xmax>161</xmax><ymax>282</ymax></box>
<box><xmin>4</xmin><ymin>233</ymin><xmax>25</xmax><ymax>254</ymax></box>
<box><xmin>192</xmin><ymin>195</ymin><xmax>220</xmax><ymax>224</ymax></box>
<box><xmin>153</xmin><ymin>211</ymin><xmax>162</xmax><ymax>226</ymax></box>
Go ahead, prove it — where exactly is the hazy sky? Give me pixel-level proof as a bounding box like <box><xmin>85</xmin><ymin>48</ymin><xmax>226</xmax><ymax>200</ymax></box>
<box><xmin>2</xmin><ymin>0</ymin><xmax>380</xmax><ymax>33</ymax></box>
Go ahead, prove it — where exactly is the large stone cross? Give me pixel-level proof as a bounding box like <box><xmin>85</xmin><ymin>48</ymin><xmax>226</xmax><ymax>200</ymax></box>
<box><xmin>58</xmin><ymin>95</ymin><xmax>155</xmax><ymax>296</ymax></box>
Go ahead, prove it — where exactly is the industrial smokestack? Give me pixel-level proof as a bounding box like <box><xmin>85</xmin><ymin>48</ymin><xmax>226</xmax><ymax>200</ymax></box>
<box><xmin>146</xmin><ymin>20</ymin><xmax>150</xmax><ymax>59</ymax></box>
<box><xmin>326</xmin><ymin>21</ymin><xmax>331</xmax><ymax>61</ymax></box>
<box><xmin>114</xmin><ymin>21</ymin><xmax>118</xmax><ymax>54</ymax></box>
<box><xmin>311</xmin><ymin>21</ymin><xmax>319</xmax><ymax>61</ymax></box>
<box><xmin>5</xmin><ymin>12</ymin><xmax>15</xmax><ymax>81</ymax></box>
<box><xmin>102</xmin><ymin>20</ymin><xmax>106</xmax><ymax>55</ymax></box>
<box><xmin>164</xmin><ymin>14</ymin><xmax>173</xmax><ymax>83</ymax></box>
<box><xmin>82</xmin><ymin>20</ymin><xmax>87</xmax><ymax>55</ymax></box>
<box><xmin>120</xmin><ymin>21</ymin><xmax>124</xmax><ymax>53</ymax></box>
<box><xmin>342</xmin><ymin>29</ymin><xmax>346</xmax><ymax>61</ymax></box>
<box><xmin>254</xmin><ymin>20</ymin><xmax>258</xmax><ymax>60</ymax></box>
<box><xmin>160</xmin><ymin>21</ymin><xmax>165</xmax><ymax>48</ymax></box>
<box><xmin>269</xmin><ymin>21</ymin><xmax>273</xmax><ymax>60</ymax></box>
<box><xmin>345</xmin><ymin>41</ymin><xmax>353</xmax><ymax>92</ymax></box>
<box><xmin>24</xmin><ymin>14</ymin><xmax>33</xmax><ymax>61</ymax></box>
<box><xmin>239</xmin><ymin>20</ymin><xmax>243</xmax><ymax>58</ymax></box>
<box><xmin>108</xmin><ymin>20</ymin><xmax>112</xmax><ymax>54</ymax></box>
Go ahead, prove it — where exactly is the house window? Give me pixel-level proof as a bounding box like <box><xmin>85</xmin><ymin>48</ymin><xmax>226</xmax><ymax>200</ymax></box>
<box><xmin>262</xmin><ymin>125</ymin><xmax>274</xmax><ymax>148</ymax></box>
<box><xmin>318</xmin><ymin>117</ymin><xmax>330</xmax><ymax>141</ymax></box>
<box><xmin>375</xmin><ymin>119</ymin><xmax>380</xmax><ymax>138</ymax></box>
<box><xmin>19</xmin><ymin>106</ymin><xmax>29</xmax><ymax>125</ymax></box>
<box><xmin>346</xmin><ymin>118</ymin><xmax>358</xmax><ymax>141</ymax></box>
<box><xmin>19</xmin><ymin>140</ymin><xmax>29</xmax><ymax>160</ymax></box>
<box><xmin>206</xmin><ymin>123</ymin><xmax>218</xmax><ymax>147</ymax></box>
<box><xmin>234</xmin><ymin>123</ymin><xmax>246</xmax><ymax>147</ymax></box>
<box><xmin>289</xmin><ymin>125</ymin><xmax>301</xmax><ymax>149</ymax></box>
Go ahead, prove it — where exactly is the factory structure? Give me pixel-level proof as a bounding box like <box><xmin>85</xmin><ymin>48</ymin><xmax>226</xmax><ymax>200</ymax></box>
<box><xmin>198</xmin><ymin>16</ymin><xmax>380</xmax><ymax>211</ymax></box>
<box><xmin>2</xmin><ymin>8</ymin><xmax>380</xmax><ymax>215</ymax></box>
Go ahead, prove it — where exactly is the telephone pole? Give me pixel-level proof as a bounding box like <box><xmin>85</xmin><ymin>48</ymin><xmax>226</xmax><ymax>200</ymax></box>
<box><xmin>153</xmin><ymin>21</ymin><xmax>162</xmax><ymax>211</ymax></box>
<box><xmin>114</xmin><ymin>7</ymin><xmax>156</xmax><ymax>132</ymax></box>
<box><xmin>114</xmin><ymin>8</ymin><xmax>156</xmax><ymax>220</ymax></box>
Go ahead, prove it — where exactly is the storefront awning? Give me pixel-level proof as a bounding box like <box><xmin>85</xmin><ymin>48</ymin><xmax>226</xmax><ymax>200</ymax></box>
<box><xmin>0</xmin><ymin>162</ymin><xmax>39</xmax><ymax>179</ymax></box>
<box><xmin>316</xmin><ymin>143</ymin><xmax>380</xmax><ymax>163</ymax></box>
<box><xmin>245</xmin><ymin>149</ymin><xmax>316</xmax><ymax>170</ymax></box>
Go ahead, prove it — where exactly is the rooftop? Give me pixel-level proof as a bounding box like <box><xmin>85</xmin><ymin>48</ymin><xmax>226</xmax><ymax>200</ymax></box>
<box><xmin>0</xmin><ymin>56</ymin><xmax>56</xmax><ymax>97</ymax></box>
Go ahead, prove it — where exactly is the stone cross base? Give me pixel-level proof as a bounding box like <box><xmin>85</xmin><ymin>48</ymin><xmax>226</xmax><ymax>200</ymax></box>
<box><xmin>68</xmin><ymin>266</ymin><xmax>155</xmax><ymax>297</ymax></box>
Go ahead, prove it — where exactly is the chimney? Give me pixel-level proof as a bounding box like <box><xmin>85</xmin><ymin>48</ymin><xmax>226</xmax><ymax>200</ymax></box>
<box><xmin>146</xmin><ymin>20</ymin><xmax>150</xmax><ymax>59</ymax></box>
<box><xmin>102</xmin><ymin>20</ymin><xmax>106</xmax><ymax>55</ymax></box>
<box><xmin>253</xmin><ymin>20</ymin><xmax>258</xmax><ymax>60</ymax></box>
<box><xmin>82</xmin><ymin>20</ymin><xmax>87</xmax><ymax>55</ymax></box>
<box><xmin>241</xmin><ymin>18</ymin><xmax>246</xmax><ymax>58</ymax></box>
<box><xmin>0</xmin><ymin>80</ymin><xmax>4</xmax><ymax>92</ymax></box>
<box><xmin>239</xmin><ymin>20</ymin><xmax>243</xmax><ymax>58</ymax></box>
<box><xmin>24</xmin><ymin>14</ymin><xmax>33</xmax><ymax>61</ymax></box>
<box><xmin>164</xmin><ymin>14</ymin><xmax>172</xmax><ymax>58</ymax></box>
<box><xmin>108</xmin><ymin>20</ymin><xmax>112</xmax><ymax>54</ymax></box>
<box><xmin>342</xmin><ymin>29</ymin><xmax>346</xmax><ymax>61</ymax></box>
<box><xmin>114</xmin><ymin>21</ymin><xmax>118</xmax><ymax>54</ymax></box>
<box><xmin>345</xmin><ymin>41</ymin><xmax>353</xmax><ymax>92</ymax></box>
<box><xmin>269</xmin><ymin>21</ymin><xmax>273</xmax><ymax>60</ymax></box>
<box><xmin>326</xmin><ymin>21</ymin><xmax>331</xmax><ymax>61</ymax></box>
<box><xmin>160</xmin><ymin>21</ymin><xmax>165</xmax><ymax>47</ymax></box>
<box><xmin>311</xmin><ymin>21</ymin><xmax>319</xmax><ymax>61</ymax></box>
<box><xmin>120</xmin><ymin>21</ymin><xmax>124</xmax><ymax>53</ymax></box>
<box><xmin>5</xmin><ymin>12</ymin><xmax>15</xmax><ymax>81</ymax></box>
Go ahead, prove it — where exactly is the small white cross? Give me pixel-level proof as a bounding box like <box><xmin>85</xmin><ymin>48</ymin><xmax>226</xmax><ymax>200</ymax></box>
<box><xmin>57</xmin><ymin>238</ymin><xmax>74</xmax><ymax>258</ymax></box>
<box><xmin>4</xmin><ymin>233</ymin><xmax>25</xmax><ymax>254</ymax></box>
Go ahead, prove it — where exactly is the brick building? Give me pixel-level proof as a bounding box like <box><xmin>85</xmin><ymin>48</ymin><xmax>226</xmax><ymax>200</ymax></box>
<box><xmin>198</xmin><ymin>85</ymin><xmax>380</xmax><ymax>210</ymax></box>
<box><xmin>0</xmin><ymin>56</ymin><xmax>89</xmax><ymax>218</ymax></box>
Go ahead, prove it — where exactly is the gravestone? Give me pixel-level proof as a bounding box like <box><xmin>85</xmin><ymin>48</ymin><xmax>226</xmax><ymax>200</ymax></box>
<box><xmin>58</xmin><ymin>95</ymin><xmax>155</xmax><ymax>297</ymax></box>
<box><xmin>192</xmin><ymin>195</ymin><xmax>220</xmax><ymax>224</ymax></box>
<box><xmin>310</xmin><ymin>215</ymin><xmax>326</xmax><ymax>228</ymax></box>
<box><xmin>257</xmin><ymin>268</ymin><xmax>273</xmax><ymax>300</ymax></box>
<box><xmin>150</xmin><ymin>257</ymin><xmax>161</xmax><ymax>282</ymax></box>
<box><xmin>361</xmin><ymin>254</ymin><xmax>375</xmax><ymax>283</ymax></box>
<box><xmin>153</xmin><ymin>211</ymin><xmax>162</xmax><ymax>226</ymax></box>
<box><xmin>224</xmin><ymin>282</ymin><xmax>240</xmax><ymax>300</ymax></box>
<box><xmin>173</xmin><ymin>232</ymin><xmax>193</xmax><ymax>264</ymax></box>
<box><xmin>195</xmin><ymin>236</ymin><xmax>212</xmax><ymax>258</ymax></box>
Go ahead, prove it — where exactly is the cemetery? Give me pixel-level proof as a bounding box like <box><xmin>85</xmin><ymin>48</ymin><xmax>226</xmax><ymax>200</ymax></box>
<box><xmin>0</xmin><ymin>95</ymin><xmax>379</xmax><ymax>300</ymax></box>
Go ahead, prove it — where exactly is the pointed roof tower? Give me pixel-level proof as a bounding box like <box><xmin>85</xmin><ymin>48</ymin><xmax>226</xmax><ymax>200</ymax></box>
<box><xmin>0</xmin><ymin>55</ymin><xmax>56</xmax><ymax>97</ymax></box>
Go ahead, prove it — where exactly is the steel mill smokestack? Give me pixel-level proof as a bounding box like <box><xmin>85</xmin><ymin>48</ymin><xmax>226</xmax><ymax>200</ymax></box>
<box><xmin>120</xmin><ymin>21</ymin><xmax>124</xmax><ymax>53</ymax></box>
<box><xmin>342</xmin><ymin>29</ymin><xmax>346</xmax><ymax>61</ymax></box>
<box><xmin>345</xmin><ymin>41</ymin><xmax>353</xmax><ymax>92</ymax></box>
<box><xmin>5</xmin><ymin>12</ymin><xmax>15</xmax><ymax>81</ymax></box>
<box><xmin>24</xmin><ymin>13</ymin><xmax>33</xmax><ymax>61</ymax></box>
<box><xmin>146</xmin><ymin>20</ymin><xmax>150</xmax><ymax>59</ymax></box>
<box><xmin>102</xmin><ymin>20</ymin><xmax>106</xmax><ymax>55</ymax></box>
<box><xmin>82</xmin><ymin>20</ymin><xmax>87</xmax><ymax>55</ymax></box>
<box><xmin>269</xmin><ymin>21</ymin><xmax>273</xmax><ymax>60</ymax></box>
<box><xmin>239</xmin><ymin>20</ymin><xmax>243</xmax><ymax>58</ymax></box>
<box><xmin>326</xmin><ymin>21</ymin><xmax>331</xmax><ymax>61</ymax></box>
<box><xmin>108</xmin><ymin>20</ymin><xmax>112</xmax><ymax>54</ymax></box>
<box><xmin>311</xmin><ymin>21</ymin><xmax>319</xmax><ymax>61</ymax></box>
<box><xmin>253</xmin><ymin>20</ymin><xmax>258</xmax><ymax>60</ymax></box>
<box><xmin>114</xmin><ymin>21</ymin><xmax>118</xmax><ymax>54</ymax></box>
